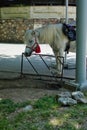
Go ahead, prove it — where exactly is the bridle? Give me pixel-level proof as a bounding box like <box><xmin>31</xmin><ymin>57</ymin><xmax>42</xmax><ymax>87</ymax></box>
<box><xmin>26</xmin><ymin>36</ymin><xmax>38</xmax><ymax>52</ymax></box>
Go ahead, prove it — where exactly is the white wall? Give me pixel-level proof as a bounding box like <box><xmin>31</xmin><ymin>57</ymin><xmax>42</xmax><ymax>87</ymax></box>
<box><xmin>0</xmin><ymin>6</ymin><xmax>76</xmax><ymax>19</ymax></box>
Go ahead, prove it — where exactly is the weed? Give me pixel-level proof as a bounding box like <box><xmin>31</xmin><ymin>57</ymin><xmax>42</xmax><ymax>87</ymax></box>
<box><xmin>0</xmin><ymin>96</ymin><xmax>87</xmax><ymax>130</ymax></box>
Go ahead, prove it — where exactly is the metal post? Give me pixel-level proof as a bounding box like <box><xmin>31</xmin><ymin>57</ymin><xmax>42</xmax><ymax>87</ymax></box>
<box><xmin>76</xmin><ymin>0</ymin><xmax>87</xmax><ymax>90</ymax></box>
<box><xmin>21</xmin><ymin>53</ymin><xmax>24</xmax><ymax>75</ymax></box>
<box><xmin>65</xmin><ymin>0</ymin><xmax>68</xmax><ymax>24</ymax></box>
<box><xmin>64</xmin><ymin>0</ymin><xmax>69</xmax><ymax>65</ymax></box>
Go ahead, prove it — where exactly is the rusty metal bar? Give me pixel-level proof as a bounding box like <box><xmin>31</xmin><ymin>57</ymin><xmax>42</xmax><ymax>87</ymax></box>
<box><xmin>20</xmin><ymin>53</ymin><xmax>64</xmax><ymax>83</ymax></box>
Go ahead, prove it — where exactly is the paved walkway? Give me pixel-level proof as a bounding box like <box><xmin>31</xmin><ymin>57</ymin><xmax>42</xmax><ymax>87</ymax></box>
<box><xmin>0</xmin><ymin>43</ymin><xmax>76</xmax><ymax>79</ymax></box>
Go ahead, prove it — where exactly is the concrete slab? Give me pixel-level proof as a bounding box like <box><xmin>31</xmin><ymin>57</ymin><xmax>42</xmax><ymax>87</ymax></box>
<box><xmin>0</xmin><ymin>43</ymin><xmax>76</xmax><ymax>80</ymax></box>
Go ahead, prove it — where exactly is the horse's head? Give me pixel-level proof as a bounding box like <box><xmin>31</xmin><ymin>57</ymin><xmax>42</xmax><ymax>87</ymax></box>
<box><xmin>24</xmin><ymin>30</ymin><xmax>41</xmax><ymax>56</ymax></box>
<box><xmin>63</xmin><ymin>23</ymin><xmax>76</xmax><ymax>41</ymax></box>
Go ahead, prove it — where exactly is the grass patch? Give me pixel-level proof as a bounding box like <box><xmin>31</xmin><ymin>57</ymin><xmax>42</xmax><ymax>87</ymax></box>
<box><xmin>33</xmin><ymin>96</ymin><xmax>58</xmax><ymax>109</ymax></box>
<box><xmin>0</xmin><ymin>99</ymin><xmax>16</xmax><ymax>114</ymax></box>
<box><xmin>0</xmin><ymin>95</ymin><xmax>87</xmax><ymax>130</ymax></box>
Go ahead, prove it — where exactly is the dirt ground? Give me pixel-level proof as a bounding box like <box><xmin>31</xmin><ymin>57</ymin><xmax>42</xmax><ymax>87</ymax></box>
<box><xmin>1</xmin><ymin>78</ymin><xmax>87</xmax><ymax>130</ymax></box>
<box><xmin>0</xmin><ymin>88</ymin><xmax>61</xmax><ymax>103</ymax></box>
<box><xmin>0</xmin><ymin>77</ymin><xmax>67</xmax><ymax>103</ymax></box>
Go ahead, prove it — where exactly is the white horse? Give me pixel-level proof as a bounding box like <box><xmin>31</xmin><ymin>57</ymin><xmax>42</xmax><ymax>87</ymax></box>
<box><xmin>24</xmin><ymin>23</ymin><xmax>76</xmax><ymax>75</ymax></box>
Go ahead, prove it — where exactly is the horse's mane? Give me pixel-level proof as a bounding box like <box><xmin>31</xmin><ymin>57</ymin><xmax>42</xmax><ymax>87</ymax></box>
<box><xmin>35</xmin><ymin>23</ymin><xmax>67</xmax><ymax>45</ymax></box>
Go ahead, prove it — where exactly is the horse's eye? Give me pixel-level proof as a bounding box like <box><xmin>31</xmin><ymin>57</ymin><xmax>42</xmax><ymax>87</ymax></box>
<box><xmin>29</xmin><ymin>40</ymin><xmax>32</xmax><ymax>43</ymax></box>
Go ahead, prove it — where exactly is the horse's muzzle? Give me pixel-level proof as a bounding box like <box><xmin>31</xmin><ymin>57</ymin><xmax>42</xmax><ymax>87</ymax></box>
<box><xmin>25</xmin><ymin>47</ymin><xmax>32</xmax><ymax>56</ymax></box>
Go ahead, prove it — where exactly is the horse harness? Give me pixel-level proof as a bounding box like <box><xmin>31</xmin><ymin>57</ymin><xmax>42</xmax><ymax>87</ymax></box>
<box><xmin>26</xmin><ymin>37</ymin><xmax>38</xmax><ymax>51</ymax></box>
<box><xmin>26</xmin><ymin>36</ymin><xmax>41</xmax><ymax>55</ymax></box>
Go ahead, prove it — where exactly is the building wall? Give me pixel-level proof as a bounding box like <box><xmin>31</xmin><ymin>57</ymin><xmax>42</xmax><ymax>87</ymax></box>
<box><xmin>0</xmin><ymin>19</ymin><xmax>34</xmax><ymax>43</ymax></box>
<box><xmin>0</xmin><ymin>6</ymin><xmax>76</xmax><ymax>43</ymax></box>
<box><xmin>0</xmin><ymin>6</ymin><xmax>76</xmax><ymax>19</ymax></box>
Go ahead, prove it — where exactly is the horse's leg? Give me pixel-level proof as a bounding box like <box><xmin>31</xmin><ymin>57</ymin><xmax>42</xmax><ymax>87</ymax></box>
<box><xmin>53</xmin><ymin>51</ymin><xmax>61</xmax><ymax>75</ymax></box>
<box><xmin>57</xmin><ymin>48</ymin><xmax>64</xmax><ymax>74</ymax></box>
<box><xmin>54</xmin><ymin>48</ymin><xmax>64</xmax><ymax>75</ymax></box>
<box><xmin>64</xmin><ymin>41</ymin><xmax>70</xmax><ymax>67</ymax></box>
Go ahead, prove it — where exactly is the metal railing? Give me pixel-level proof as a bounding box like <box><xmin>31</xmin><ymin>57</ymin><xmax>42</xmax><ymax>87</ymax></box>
<box><xmin>21</xmin><ymin>53</ymin><xmax>64</xmax><ymax>84</ymax></box>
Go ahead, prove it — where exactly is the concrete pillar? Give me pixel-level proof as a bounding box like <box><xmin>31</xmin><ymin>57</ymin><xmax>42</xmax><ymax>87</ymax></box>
<box><xmin>76</xmin><ymin>0</ymin><xmax>87</xmax><ymax>90</ymax></box>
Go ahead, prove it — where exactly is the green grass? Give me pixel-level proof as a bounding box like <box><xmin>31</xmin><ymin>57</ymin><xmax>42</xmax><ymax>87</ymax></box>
<box><xmin>0</xmin><ymin>96</ymin><xmax>87</xmax><ymax>130</ymax></box>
